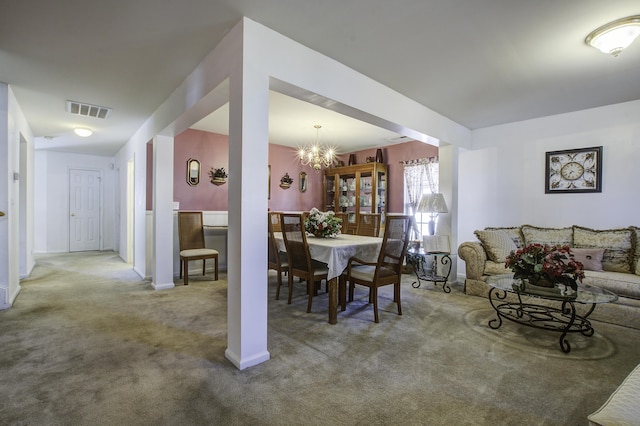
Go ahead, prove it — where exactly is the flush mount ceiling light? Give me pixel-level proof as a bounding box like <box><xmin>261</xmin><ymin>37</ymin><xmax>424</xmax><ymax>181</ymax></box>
<box><xmin>585</xmin><ymin>15</ymin><xmax>640</xmax><ymax>57</ymax></box>
<box><xmin>74</xmin><ymin>128</ymin><xmax>93</xmax><ymax>137</ymax></box>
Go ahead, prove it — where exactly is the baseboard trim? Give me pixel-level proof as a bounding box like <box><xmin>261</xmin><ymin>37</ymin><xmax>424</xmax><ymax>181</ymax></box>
<box><xmin>151</xmin><ymin>281</ymin><xmax>175</xmax><ymax>291</ymax></box>
<box><xmin>225</xmin><ymin>348</ymin><xmax>270</xmax><ymax>370</ymax></box>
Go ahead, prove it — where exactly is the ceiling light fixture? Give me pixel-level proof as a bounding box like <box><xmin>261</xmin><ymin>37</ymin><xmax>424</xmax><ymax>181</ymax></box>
<box><xmin>296</xmin><ymin>125</ymin><xmax>338</xmax><ymax>171</ymax></box>
<box><xmin>585</xmin><ymin>15</ymin><xmax>640</xmax><ymax>57</ymax></box>
<box><xmin>74</xmin><ymin>128</ymin><xmax>93</xmax><ymax>137</ymax></box>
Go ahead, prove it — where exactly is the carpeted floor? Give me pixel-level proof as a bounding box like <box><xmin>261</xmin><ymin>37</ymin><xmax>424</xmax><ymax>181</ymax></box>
<box><xmin>1</xmin><ymin>251</ymin><xmax>639</xmax><ymax>425</ymax></box>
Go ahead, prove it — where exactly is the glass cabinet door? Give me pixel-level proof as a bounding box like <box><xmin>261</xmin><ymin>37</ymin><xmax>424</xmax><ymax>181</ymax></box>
<box><xmin>324</xmin><ymin>175</ymin><xmax>336</xmax><ymax>212</ymax></box>
<box><xmin>338</xmin><ymin>173</ymin><xmax>357</xmax><ymax>231</ymax></box>
<box><xmin>376</xmin><ymin>169</ymin><xmax>386</xmax><ymax>222</ymax></box>
<box><xmin>358</xmin><ymin>171</ymin><xmax>373</xmax><ymax>214</ymax></box>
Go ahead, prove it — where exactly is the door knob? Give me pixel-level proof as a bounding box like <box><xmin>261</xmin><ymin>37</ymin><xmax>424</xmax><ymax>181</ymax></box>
<box><xmin>70</xmin><ymin>213</ymin><xmax>75</xmax><ymax>216</ymax></box>
<box><xmin>0</xmin><ymin>211</ymin><xmax>5</xmax><ymax>216</ymax></box>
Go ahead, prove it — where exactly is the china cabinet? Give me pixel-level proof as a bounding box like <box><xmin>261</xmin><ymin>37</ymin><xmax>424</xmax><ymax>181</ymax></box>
<box><xmin>323</xmin><ymin>162</ymin><xmax>387</xmax><ymax>234</ymax></box>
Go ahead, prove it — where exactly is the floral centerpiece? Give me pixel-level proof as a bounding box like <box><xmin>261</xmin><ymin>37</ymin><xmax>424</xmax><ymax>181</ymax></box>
<box><xmin>304</xmin><ymin>208</ymin><xmax>342</xmax><ymax>238</ymax></box>
<box><xmin>505</xmin><ymin>243</ymin><xmax>585</xmax><ymax>290</ymax></box>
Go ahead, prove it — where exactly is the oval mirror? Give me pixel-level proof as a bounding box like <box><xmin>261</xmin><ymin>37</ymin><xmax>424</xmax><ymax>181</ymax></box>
<box><xmin>299</xmin><ymin>171</ymin><xmax>307</xmax><ymax>192</ymax></box>
<box><xmin>186</xmin><ymin>158</ymin><xmax>200</xmax><ymax>186</ymax></box>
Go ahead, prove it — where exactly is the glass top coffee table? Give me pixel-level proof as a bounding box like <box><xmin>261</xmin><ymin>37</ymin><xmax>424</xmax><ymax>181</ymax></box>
<box><xmin>485</xmin><ymin>274</ymin><xmax>618</xmax><ymax>353</ymax></box>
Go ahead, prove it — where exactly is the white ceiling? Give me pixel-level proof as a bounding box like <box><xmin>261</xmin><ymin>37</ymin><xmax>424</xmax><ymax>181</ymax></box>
<box><xmin>1</xmin><ymin>1</ymin><xmax>639</xmax><ymax>156</ymax></box>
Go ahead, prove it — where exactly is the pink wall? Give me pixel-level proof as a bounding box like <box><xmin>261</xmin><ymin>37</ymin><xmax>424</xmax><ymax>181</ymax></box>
<box><xmin>174</xmin><ymin>129</ymin><xmax>229</xmax><ymax>210</ymax></box>
<box><xmin>268</xmin><ymin>143</ymin><xmax>324</xmax><ymax>212</ymax></box>
<box><xmin>147</xmin><ymin>131</ymin><xmax>438</xmax><ymax>213</ymax></box>
<box><xmin>146</xmin><ymin>129</ymin><xmax>229</xmax><ymax>211</ymax></box>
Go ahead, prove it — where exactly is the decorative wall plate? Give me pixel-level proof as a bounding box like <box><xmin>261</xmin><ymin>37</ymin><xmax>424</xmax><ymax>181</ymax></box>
<box><xmin>545</xmin><ymin>146</ymin><xmax>602</xmax><ymax>193</ymax></box>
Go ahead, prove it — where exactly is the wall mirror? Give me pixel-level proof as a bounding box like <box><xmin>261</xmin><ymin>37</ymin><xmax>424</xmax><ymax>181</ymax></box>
<box><xmin>186</xmin><ymin>158</ymin><xmax>200</xmax><ymax>186</ymax></box>
<box><xmin>299</xmin><ymin>171</ymin><xmax>307</xmax><ymax>192</ymax></box>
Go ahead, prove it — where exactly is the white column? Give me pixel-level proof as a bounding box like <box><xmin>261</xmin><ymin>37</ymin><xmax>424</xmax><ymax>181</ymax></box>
<box><xmin>151</xmin><ymin>134</ymin><xmax>175</xmax><ymax>290</ymax></box>
<box><xmin>438</xmin><ymin>143</ymin><xmax>459</xmax><ymax>281</ymax></box>
<box><xmin>224</xmin><ymin>54</ymin><xmax>270</xmax><ymax>370</ymax></box>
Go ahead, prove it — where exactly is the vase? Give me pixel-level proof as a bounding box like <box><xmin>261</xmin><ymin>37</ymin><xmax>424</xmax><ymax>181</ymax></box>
<box><xmin>348</xmin><ymin>154</ymin><xmax>356</xmax><ymax>165</ymax></box>
<box><xmin>375</xmin><ymin>148</ymin><xmax>383</xmax><ymax>163</ymax></box>
<box><xmin>211</xmin><ymin>177</ymin><xmax>227</xmax><ymax>186</ymax></box>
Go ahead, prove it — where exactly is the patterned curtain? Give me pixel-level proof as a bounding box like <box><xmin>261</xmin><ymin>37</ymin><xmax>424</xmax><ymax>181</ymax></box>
<box><xmin>402</xmin><ymin>157</ymin><xmax>438</xmax><ymax>240</ymax></box>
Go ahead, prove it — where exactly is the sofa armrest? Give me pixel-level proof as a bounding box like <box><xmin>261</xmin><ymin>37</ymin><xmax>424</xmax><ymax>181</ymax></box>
<box><xmin>458</xmin><ymin>241</ymin><xmax>487</xmax><ymax>280</ymax></box>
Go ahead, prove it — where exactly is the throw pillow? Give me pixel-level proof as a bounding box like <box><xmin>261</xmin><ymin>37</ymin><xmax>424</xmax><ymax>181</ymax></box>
<box><xmin>570</xmin><ymin>247</ymin><xmax>604</xmax><ymax>272</ymax></box>
<box><xmin>485</xmin><ymin>227</ymin><xmax>524</xmax><ymax>248</ymax></box>
<box><xmin>521</xmin><ymin>225</ymin><xmax>573</xmax><ymax>247</ymax></box>
<box><xmin>474</xmin><ymin>229</ymin><xmax>517</xmax><ymax>263</ymax></box>
<box><xmin>573</xmin><ymin>226</ymin><xmax>633</xmax><ymax>273</ymax></box>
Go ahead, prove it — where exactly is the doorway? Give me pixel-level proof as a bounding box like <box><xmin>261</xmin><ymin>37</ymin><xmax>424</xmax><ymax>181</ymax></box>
<box><xmin>126</xmin><ymin>158</ymin><xmax>135</xmax><ymax>263</ymax></box>
<box><xmin>69</xmin><ymin>168</ymin><xmax>101</xmax><ymax>252</ymax></box>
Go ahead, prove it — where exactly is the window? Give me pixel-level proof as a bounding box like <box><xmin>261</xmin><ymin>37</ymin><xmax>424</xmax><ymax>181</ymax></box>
<box><xmin>402</xmin><ymin>158</ymin><xmax>439</xmax><ymax>240</ymax></box>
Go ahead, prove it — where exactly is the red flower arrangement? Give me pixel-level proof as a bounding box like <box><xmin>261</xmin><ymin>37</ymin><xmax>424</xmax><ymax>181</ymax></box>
<box><xmin>505</xmin><ymin>243</ymin><xmax>585</xmax><ymax>290</ymax></box>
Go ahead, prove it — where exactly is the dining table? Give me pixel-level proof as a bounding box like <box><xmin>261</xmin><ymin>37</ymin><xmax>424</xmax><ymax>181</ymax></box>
<box><xmin>273</xmin><ymin>232</ymin><xmax>383</xmax><ymax>324</ymax></box>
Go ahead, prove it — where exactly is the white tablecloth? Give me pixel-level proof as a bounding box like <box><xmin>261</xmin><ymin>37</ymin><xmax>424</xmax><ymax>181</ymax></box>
<box><xmin>274</xmin><ymin>233</ymin><xmax>382</xmax><ymax>280</ymax></box>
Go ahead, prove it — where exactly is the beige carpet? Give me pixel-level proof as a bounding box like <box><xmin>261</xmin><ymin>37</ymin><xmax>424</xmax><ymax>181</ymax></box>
<box><xmin>1</xmin><ymin>251</ymin><xmax>639</xmax><ymax>425</ymax></box>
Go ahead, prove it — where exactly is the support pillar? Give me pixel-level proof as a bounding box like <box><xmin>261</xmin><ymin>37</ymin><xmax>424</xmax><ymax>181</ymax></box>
<box><xmin>151</xmin><ymin>134</ymin><xmax>175</xmax><ymax>290</ymax></box>
<box><xmin>224</xmin><ymin>51</ymin><xmax>270</xmax><ymax>370</ymax></box>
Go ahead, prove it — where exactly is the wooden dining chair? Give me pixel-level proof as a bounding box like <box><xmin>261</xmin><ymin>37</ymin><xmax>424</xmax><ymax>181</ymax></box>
<box><xmin>344</xmin><ymin>214</ymin><xmax>412</xmax><ymax>322</ymax></box>
<box><xmin>268</xmin><ymin>212</ymin><xmax>288</xmax><ymax>299</ymax></box>
<box><xmin>280</xmin><ymin>213</ymin><xmax>329</xmax><ymax>313</ymax></box>
<box><xmin>333</xmin><ymin>212</ymin><xmax>348</xmax><ymax>234</ymax></box>
<box><xmin>356</xmin><ymin>213</ymin><xmax>381</xmax><ymax>237</ymax></box>
<box><xmin>177</xmin><ymin>211</ymin><xmax>219</xmax><ymax>285</ymax></box>
<box><xmin>269</xmin><ymin>211</ymin><xmax>282</xmax><ymax>232</ymax></box>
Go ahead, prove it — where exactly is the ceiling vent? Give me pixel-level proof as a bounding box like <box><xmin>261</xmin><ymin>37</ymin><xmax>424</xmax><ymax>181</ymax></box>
<box><xmin>66</xmin><ymin>100</ymin><xmax>112</xmax><ymax>119</ymax></box>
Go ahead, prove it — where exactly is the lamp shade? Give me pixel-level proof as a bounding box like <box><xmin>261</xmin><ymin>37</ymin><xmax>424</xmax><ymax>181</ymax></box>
<box><xmin>417</xmin><ymin>193</ymin><xmax>448</xmax><ymax>213</ymax></box>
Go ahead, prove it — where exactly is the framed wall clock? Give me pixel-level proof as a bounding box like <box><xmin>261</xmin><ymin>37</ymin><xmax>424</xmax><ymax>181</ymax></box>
<box><xmin>545</xmin><ymin>146</ymin><xmax>602</xmax><ymax>193</ymax></box>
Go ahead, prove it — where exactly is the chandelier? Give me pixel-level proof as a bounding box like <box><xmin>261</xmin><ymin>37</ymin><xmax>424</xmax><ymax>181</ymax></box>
<box><xmin>297</xmin><ymin>125</ymin><xmax>337</xmax><ymax>171</ymax></box>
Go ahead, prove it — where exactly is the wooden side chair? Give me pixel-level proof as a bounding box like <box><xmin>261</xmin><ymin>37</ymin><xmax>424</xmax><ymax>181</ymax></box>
<box><xmin>268</xmin><ymin>212</ymin><xmax>288</xmax><ymax>299</ymax></box>
<box><xmin>333</xmin><ymin>212</ymin><xmax>348</xmax><ymax>234</ymax></box>
<box><xmin>356</xmin><ymin>213</ymin><xmax>381</xmax><ymax>237</ymax></box>
<box><xmin>280</xmin><ymin>213</ymin><xmax>329</xmax><ymax>313</ymax></box>
<box><xmin>344</xmin><ymin>215</ymin><xmax>412</xmax><ymax>322</ymax></box>
<box><xmin>269</xmin><ymin>211</ymin><xmax>282</xmax><ymax>232</ymax></box>
<box><xmin>177</xmin><ymin>211</ymin><xmax>219</xmax><ymax>285</ymax></box>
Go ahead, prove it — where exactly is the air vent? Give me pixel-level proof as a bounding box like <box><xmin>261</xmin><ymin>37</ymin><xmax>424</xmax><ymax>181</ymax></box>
<box><xmin>66</xmin><ymin>100</ymin><xmax>112</xmax><ymax>119</ymax></box>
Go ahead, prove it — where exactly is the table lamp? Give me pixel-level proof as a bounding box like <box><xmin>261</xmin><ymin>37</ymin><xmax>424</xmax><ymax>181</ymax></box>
<box><xmin>417</xmin><ymin>193</ymin><xmax>448</xmax><ymax>235</ymax></box>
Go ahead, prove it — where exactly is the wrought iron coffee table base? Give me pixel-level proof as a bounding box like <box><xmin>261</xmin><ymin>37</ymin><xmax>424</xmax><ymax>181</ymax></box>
<box><xmin>488</xmin><ymin>287</ymin><xmax>596</xmax><ymax>353</ymax></box>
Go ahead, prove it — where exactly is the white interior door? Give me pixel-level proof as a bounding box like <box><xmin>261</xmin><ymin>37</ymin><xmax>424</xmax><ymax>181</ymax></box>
<box><xmin>69</xmin><ymin>169</ymin><xmax>101</xmax><ymax>252</ymax></box>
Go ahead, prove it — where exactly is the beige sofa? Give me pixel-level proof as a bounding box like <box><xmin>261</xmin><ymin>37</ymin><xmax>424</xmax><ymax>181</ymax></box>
<box><xmin>458</xmin><ymin>225</ymin><xmax>640</xmax><ymax>329</ymax></box>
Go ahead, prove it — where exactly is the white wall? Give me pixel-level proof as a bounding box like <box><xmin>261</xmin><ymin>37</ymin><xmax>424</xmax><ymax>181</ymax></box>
<box><xmin>34</xmin><ymin>151</ymin><xmax>116</xmax><ymax>253</ymax></box>
<box><xmin>114</xmin><ymin>139</ymin><xmax>147</xmax><ymax>277</ymax></box>
<box><xmin>457</xmin><ymin>99</ymin><xmax>640</xmax><ymax>277</ymax></box>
